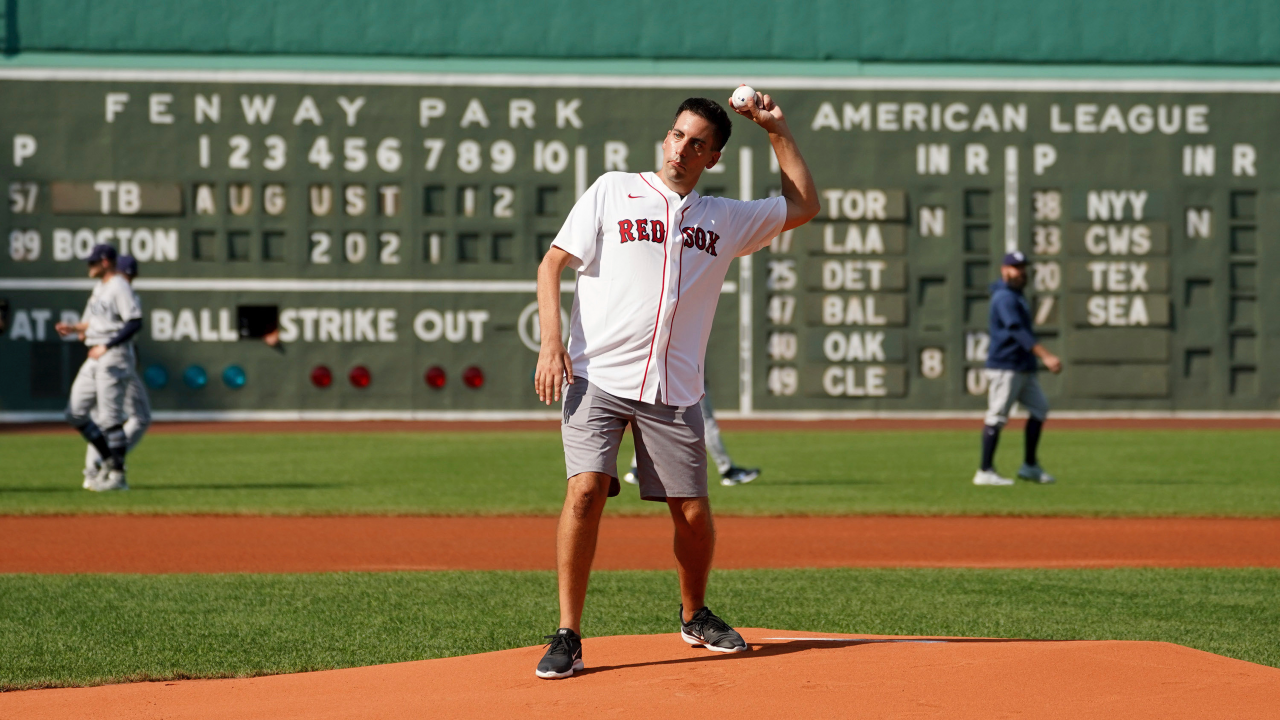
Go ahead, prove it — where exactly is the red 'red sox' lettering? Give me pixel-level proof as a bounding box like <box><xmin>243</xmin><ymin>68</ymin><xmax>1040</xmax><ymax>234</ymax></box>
<box><xmin>680</xmin><ymin>226</ymin><xmax>719</xmax><ymax>256</ymax></box>
<box><xmin>620</xmin><ymin>219</ymin><xmax>666</xmax><ymax>244</ymax></box>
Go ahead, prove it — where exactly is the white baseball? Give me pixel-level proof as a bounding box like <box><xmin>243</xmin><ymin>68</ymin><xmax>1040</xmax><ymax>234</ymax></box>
<box><xmin>731</xmin><ymin>85</ymin><xmax>757</xmax><ymax>110</ymax></box>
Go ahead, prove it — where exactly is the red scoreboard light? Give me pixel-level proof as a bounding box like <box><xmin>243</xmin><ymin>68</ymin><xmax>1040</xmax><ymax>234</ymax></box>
<box><xmin>424</xmin><ymin>366</ymin><xmax>446</xmax><ymax>389</ymax></box>
<box><xmin>310</xmin><ymin>365</ymin><xmax>333</xmax><ymax>388</ymax></box>
<box><xmin>349</xmin><ymin>366</ymin><xmax>372</xmax><ymax>388</ymax></box>
<box><xmin>462</xmin><ymin>366</ymin><xmax>485</xmax><ymax>389</ymax></box>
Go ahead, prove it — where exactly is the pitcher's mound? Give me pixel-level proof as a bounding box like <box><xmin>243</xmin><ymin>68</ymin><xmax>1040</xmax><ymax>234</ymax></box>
<box><xmin>5</xmin><ymin>629</ymin><xmax>1277</xmax><ymax>719</ymax></box>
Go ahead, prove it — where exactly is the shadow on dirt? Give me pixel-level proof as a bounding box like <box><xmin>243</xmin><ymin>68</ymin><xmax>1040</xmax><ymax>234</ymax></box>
<box><xmin>582</xmin><ymin>637</ymin><xmax>1063</xmax><ymax>674</ymax></box>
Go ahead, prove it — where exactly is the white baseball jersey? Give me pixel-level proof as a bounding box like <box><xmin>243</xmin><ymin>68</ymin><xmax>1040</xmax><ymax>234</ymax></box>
<box><xmin>552</xmin><ymin>171</ymin><xmax>786</xmax><ymax>407</ymax></box>
<box><xmin>82</xmin><ymin>275</ymin><xmax>142</xmax><ymax>346</ymax></box>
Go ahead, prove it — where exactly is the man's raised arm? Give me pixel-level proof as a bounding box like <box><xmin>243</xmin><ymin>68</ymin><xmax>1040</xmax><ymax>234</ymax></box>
<box><xmin>731</xmin><ymin>89</ymin><xmax>820</xmax><ymax>231</ymax></box>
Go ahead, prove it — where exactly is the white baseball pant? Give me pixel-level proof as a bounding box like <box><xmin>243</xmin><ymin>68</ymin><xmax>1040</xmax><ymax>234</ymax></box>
<box><xmin>66</xmin><ymin>345</ymin><xmax>136</xmax><ymax>430</ymax></box>
<box><xmin>983</xmin><ymin>369</ymin><xmax>1049</xmax><ymax>428</ymax></box>
<box><xmin>85</xmin><ymin>368</ymin><xmax>151</xmax><ymax>470</ymax></box>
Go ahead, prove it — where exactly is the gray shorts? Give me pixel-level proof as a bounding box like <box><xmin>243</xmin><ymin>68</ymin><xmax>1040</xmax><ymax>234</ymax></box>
<box><xmin>984</xmin><ymin>369</ymin><xmax>1049</xmax><ymax>427</ymax></box>
<box><xmin>561</xmin><ymin>379</ymin><xmax>708</xmax><ymax>502</ymax></box>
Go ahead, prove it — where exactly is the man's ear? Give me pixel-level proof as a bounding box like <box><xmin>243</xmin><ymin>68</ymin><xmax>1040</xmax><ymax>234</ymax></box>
<box><xmin>705</xmin><ymin>150</ymin><xmax>721</xmax><ymax>170</ymax></box>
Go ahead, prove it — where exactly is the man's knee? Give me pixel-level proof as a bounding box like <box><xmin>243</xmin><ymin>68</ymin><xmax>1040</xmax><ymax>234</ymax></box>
<box><xmin>670</xmin><ymin>497</ymin><xmax>713</xmax><ymax>535</ymax></box>
<box><xmin>565</xmin><ymin>473</ymin><xmax>611</xmax><ymax>517</ymax></box>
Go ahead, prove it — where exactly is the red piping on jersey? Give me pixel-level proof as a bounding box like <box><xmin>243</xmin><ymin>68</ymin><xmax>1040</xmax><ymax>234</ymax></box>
<box><xmin>662</xmin><ymin>205</ymin><xmax>693</xmax><ymax>405</ymax></box>
<box><xmin>637</xmin><ymin>173</ymin><xmax>670</xmax><ymax>402</ymax></box>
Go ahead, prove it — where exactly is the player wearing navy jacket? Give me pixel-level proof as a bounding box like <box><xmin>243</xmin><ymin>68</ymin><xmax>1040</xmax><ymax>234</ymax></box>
<box><xmin>973</xmin><ymin>251</ymin><xmax>1063</xmax><ymax>486</ymax></box>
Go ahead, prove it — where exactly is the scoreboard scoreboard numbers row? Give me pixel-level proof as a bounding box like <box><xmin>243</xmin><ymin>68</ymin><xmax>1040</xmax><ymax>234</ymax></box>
<box><xmin>0</xmin><ymin>69</ymin><xmax>1274</xmax><ymax>416</ymax></box>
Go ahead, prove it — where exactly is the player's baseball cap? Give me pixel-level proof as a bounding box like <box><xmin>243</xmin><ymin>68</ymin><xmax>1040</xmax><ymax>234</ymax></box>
<box><xmin>1002</xmin><ymin>251</ymin><xmax>1028</xmax><ymax>266</ymax></box>
<box><xmin>86</xmin><ymin>244</ymin><xmax>118</xmax><ymax>264</ymax></box>
<box><xmin>118</xmin><ymin>255</ymin><xmax>138</xmax><ymax>277</ymax></box>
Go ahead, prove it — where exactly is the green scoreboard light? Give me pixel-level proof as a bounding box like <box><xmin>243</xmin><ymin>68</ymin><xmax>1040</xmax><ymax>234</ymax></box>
<box><xmin>0</xmin><ymin>67</ymin><xmax>1275</xmax><ymax>419</ymax></box>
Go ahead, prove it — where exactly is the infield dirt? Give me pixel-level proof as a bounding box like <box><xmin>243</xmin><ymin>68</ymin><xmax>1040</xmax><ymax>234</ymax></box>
<box><xmin>3</xmin><ymin>515</ymin><xmax>1278</xmax><ymax>573</ymax></box>
<box><xmin>3</xmin><ymin>628</ymin><xmax>1276</xmax><ymax>719</ymax></box>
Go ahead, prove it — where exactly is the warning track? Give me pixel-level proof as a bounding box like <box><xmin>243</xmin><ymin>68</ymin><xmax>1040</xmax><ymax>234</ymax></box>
<box><xmin>3</xmin><ymin>515</ymin><xmax>1277</xmax><ymax>573</ymax></box>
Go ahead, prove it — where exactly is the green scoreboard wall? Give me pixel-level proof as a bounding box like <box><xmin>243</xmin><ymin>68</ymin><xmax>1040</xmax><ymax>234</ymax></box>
<box><xmin>1</xmin><ymin>66</ymin><xmax>1276</xmax><ymax>419</ymax></box>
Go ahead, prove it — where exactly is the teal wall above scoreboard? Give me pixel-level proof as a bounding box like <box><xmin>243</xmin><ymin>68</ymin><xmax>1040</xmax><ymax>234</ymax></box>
<box><xmin>6</xmin><ymin>0</ymin><xmax>1280</xmax><ymax>65</ymax></box>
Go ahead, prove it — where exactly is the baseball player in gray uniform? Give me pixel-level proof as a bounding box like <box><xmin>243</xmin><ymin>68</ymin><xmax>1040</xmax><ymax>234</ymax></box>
<box><xmin>55</xmin><ymin>244</ymin><xmax>143</xmax><ymax>492</ymax></box>
<box><xmin>81</xmin><ymin>255</ymin><xmax>151</xmax><ymax>488</ymax></box>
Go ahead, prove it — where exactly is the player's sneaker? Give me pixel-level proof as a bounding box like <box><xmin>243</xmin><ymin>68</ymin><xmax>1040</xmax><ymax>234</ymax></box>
<box><xmin>679</xmin><ymin>606</ymin><xmax>748</xmax><ymax>653</ymax></box>
<box><xmin>85</xmin><ymin>462</ymin><xmax>111</xmax><ymax>490</ymax></box>
<box><xmin>90</xmin><ymin>468</ymin><xmax>129</xmax><ymax>492</ymax></box>
<box><xmin>535</xmin><ymin>628</ymin><xmax>584</xmax><ymax>679</ymax></box>
<box><xmin>82</xmin><ymin>464</ymin><xmax>100</xmax><ymax>490</ymax></box>
<box><xmin>1017</xmin><ymin>464</ymin><xmax>1056</xmax><ymax>484</ymax></box>
<box><xmin>622</xmin><ymin>466</ymin><xmax>638</xmax><ymax>485</ymax></box>
<box><xmin>720</xmin><ymin>466</ymin><xmax>760</xmax><ymax>486</ymax></box>
<box><xmin>972</xmin><ymin>469</ymin><xmax>1014</xmax><ymax>486</ymax></box>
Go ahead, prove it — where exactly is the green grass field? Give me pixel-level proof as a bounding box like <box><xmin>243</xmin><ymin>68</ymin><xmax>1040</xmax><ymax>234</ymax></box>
<box><xmin>3</xmin><ymin>567</ymin><xmax>1277</xmax><ymax>689</ymax></box>
<box><xmin>3</xmin><ymin>429</ymin><xmax>1278</xmax><ymax>516</ymax></box>
<box><xmin>5</xmin><ymin>428</ymin><xmax>1278</xmax><ymax>691</ymax></box>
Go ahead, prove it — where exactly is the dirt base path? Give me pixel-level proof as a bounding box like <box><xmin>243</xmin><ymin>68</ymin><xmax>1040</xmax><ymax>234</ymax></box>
<box><xmin>4</xmin><ymin>516</ymin><xmax>1278</xmax><ymax>573</ymax></box>
<box><xmin>4</xmin><ymin>629</ymin><xmax>1276</xmax><ymax>719</ymax></box>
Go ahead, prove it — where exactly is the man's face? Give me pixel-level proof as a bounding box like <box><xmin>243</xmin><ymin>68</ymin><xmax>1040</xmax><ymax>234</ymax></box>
<box><xmin>88</xmin><ymin>260</ymin><xmax>109</xmax><ymax>278</ymax></box>
<box><xmin>1002</xmin><ymin>263</ymin><xmax>1027</xmax><ymax>289</ymax></box>
<box><xmin>660</xmin><ymin>111</ymin><xmax>721</xmax><ymax>188</ymax></box>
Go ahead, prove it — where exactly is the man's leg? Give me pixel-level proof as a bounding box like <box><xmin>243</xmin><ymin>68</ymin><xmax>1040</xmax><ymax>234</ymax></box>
<box><xmin>699</xmin><ymin>394</ymin><xmax>733</xmax><ymax>476</ymax></box>
<box><xmin>668</xmin><ymin>496</ymin><xmax>715</xmax><ymax>619</ymax></box>
<box><xmin>975</xmin><ymin>370</ymin><xmax>1015</xmax><ymax>485</ymax></box>
<box><xmin>701</xmin><ymin>389</ymin><xmax>760</xmax><ymax>486</ymax></box>
<box><xmin>85</xmin><ymin>404</ymin><xmax>104</xmax><ymax>475</ymax></box>
<box><xmin>1016</xmin><ymin>374</ymin><xmax>1054</xmax><ymax>483</ymax></box>
<box><xmin>556</xmin><ymin>471</ymin><xmax>611</xmax><ymax>632</ymax></box>
<box><xmin>124</xmin><ymin>370</ymin><xmax>152</xmax><ymax>451</ymax></box>
<box><xmin>667</xmin><ymin>493</ymin><xmax>745</xmax><ymax>652</ymax></box>
<box><xmin>1024</xmin><ymin>418</ymin><xmax>1043</xmax><ymax>465</ymax></box>
<box><xmin>66</xmin><ymin>359</ymin><xmax>113</xmax><ymax>470</ymax></box>
<box><xmin>95</xmin><ymin>358</ymin><xmax>130</xmax><ymax>472</ymax></box>
<box><xmin>540</xmin><ymin>380</ymin><xmax>630</xmax><ymax>679</ymax></box>
<box><xmin>980</xmin><ymin>424</ymin><xmax>1000</xmax><ymax>470</ymax></box>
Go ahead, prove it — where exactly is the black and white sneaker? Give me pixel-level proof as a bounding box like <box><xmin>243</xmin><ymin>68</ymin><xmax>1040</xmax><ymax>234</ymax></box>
<box><xmin>679</xmin><ymin>606</ymin><xmax>749</xmax><ymax>653</ymax></box>
<box><xmin>535</xmin><ymin>628</ymin><xmax>584</xmax><ymax>679</ymax></box>
<box><xmin>720</xmin><ymin>466</ymin><xmax>761</xmax><ymax>486</ymax></box>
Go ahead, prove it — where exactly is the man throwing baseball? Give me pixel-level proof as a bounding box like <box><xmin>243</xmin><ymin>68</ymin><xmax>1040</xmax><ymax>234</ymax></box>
<box><xmin>532</xmin><ymin>89</ymin><xmax>819</xmax><ymax>679</ymax></box>
<box><xmin>973</xmin><ymin>251</ymin><xmax>1063</xmax><ymax>486</ymax></box>
<box><xmin>56</xmin><ymin>244</ymin><xmax>143</xmax><ymax>492</ymax></box>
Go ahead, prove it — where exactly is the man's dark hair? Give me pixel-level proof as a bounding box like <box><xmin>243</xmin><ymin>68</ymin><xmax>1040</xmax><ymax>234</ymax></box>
<box><xmin>673</xmin><ymin>97</ymin><xmax>732</xmax><ymax>151</ymax></box>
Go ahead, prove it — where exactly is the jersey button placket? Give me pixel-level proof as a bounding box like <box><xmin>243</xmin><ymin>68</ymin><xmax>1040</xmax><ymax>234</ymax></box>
<box><xmin>655</xmin><ymin>192</ymin><xmax>689</xmax><ymax>403</ymax></box>
<box><xmin>645</xmin><ymin>190</ymin><xmax>674</xmax><ymax>402</ymax></box>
